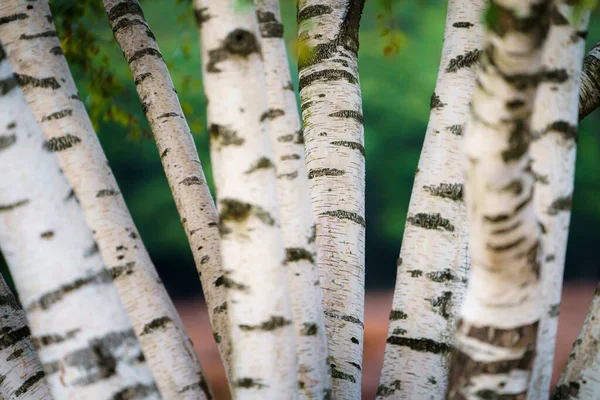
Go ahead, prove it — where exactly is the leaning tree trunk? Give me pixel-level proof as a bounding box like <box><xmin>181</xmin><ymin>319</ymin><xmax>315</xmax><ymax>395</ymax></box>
<box><xmin>100</xmin><ymin>0</ymin><xmax>229</xmax><ymax>384</ymax></box>
<box><xmin>0</xmin><ymin>41</ymin><xmax>159</xmax><ymax>400</ymax></box>
<box><xmin>194</xmin><ymin>1</ymin><xmax>298</xmax><ymax>398</ymax></box>
<box><xmin>377</xmin><ymin>0</ymin><xmax>484</xmax><ymax>397</ymax></box>
<box><xmin>528</xmin><ymin>3</ymin><xmax>589</xmax><ymax>398</ymax></box>
<box><xmin>0</xmin><ymin>2</ymin><xmax>212</xmax><ymax>398</ymax></box>
<box><xmin>446</xmin><ymin>0</ymin><xmax>551</xmax><ymax>398</ymax></box>
<box><xmin>297</xmin><ymin>1</ymin><xmax>366</xmax><ymax>397</ymax></box>
<box><xmin>254</xmin><ymin>0</ymin><xmax>332</xmax><ymax>397</ymax></box>
<box><xmin>0</xmin><ymin>273</ymin><xmax>51</xmax><ymax>399</ymax></box>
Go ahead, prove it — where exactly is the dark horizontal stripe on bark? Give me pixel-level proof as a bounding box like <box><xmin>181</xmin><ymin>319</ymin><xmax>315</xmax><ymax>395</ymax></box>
<box><xmin>6</xmin><ymin>347</ymin><xmax>23</xmax><ymax>361</ymax></box>
<box><xmin>235</xmin><ymin>377</ymin><xmax>266</xmax><ymax>389</ymax></box>
<box><xmin>245</xmin><ymin>157</ymin><xmax>274</xmax><ymax>174</ymax></box>
<box><xmin>308</xmin><ymin>168</ymin><xmax>345</xmax><ymax>179</ymax></box>
<box><xmin>15</xmin><ymin>74</ymin><xmax>60</xmax><ymax>90</ymax></box>
<box><xmin>331</xmin><ymin>365</ymin><xmax>356</xmax><ymax>382</ymax></box>
<box><xmin>328</xmin><ymin>110</ymin><xmax>363</xmax><ymax>124</ymax></box>
<box><xmin>256</xmin><ymin>11</ymin><xmax>284</xmax><ymax>38</ymax></box>
<box><xmin>0</xmin><ymin>13</ymin><xmax>28</xmax><ymax>26</ymax></box>
<box><xmin>483</xmin><ymin>191</ymin><xmax>533</xmax><ymax>223</ymax></box>
<box><xmin>285</xmin><ymin>248</ymin><xmax>314</xmax><ymax>263</ymax></box>
<box><xmin>43</xmin><ymin>329</ymin><xmax>139</xmax><ymax>385</ymax></box>
<box><xmin>214</xmin><ymin>302</ymin><xmax>227</xmax><ymax>314</ymax></box>
<box><xmin>113</xmin><ymin>383</ymin><xmax>160</xmax><ymax>400</ymax></box>
<box><xmin>140</xmin><ymin>316</ymin><xmax>172</xmax><ymax>335</ymax></box>
<box><xmin>50</xmin><ymin>46</ymin><xmax>64</xmax><ymax>56</ymax></box>
<box><xmin>43</xmin><ymin>134</ymin><xmax>81</xmax><ymax>151</ymax></box>
<box><xmin>14</xmin><ymin>371</ymin><xmax>45</xmax><ymax>397</ymax></box>
<box><xmin>330</xmin><ymin>140</ymin><xmax>365</xmax><ymax>156</ymax></box>
<box><xmin>389</xmin><ymin>310</ymin><xmax>407</xmax><ymax>321</ymax></box>
<box><xmin>0</xmin><ymin>134</ymin><xmax>16</xmax><ymax>151</ymax></box>
<box><xmin>446</xmin><ymin>124</ymin><xmax>464</xmax><ymax>135</ymax></box>
<box><xmin>111</xmin><ymin>18</ymin><xmax>151</xmax><ymax>38</ymax></box>
<box><xmin>298</xmin><ymin>5</ymin><xmax>333</xmax><ymax>22</ymax></box>
<box><xmin>179</xmin><ymin>378</ymin><xmax>212</xmax><ymax>399</ymax></box>
<box><xmin>280</xmin><ymin>154</ymin><xmax>301</xmax><ymax>161</ymax></box>
<box><xmin>386</xmin><ymin>336</ymin><xmax>451</xmax><ymax>354</ymax></box>
<box><xmin>299</xmin><ymin>69</ymin><xmax>357</xmax><ymax>90</ymax></box>
<box><xmin>194</xmin><ymin>7</ymin><xmax>211</xmax><ymax>29</ymax></box>
<box><xmin>32</xmin><ymin>329</ymin><xmax>80</xmax><ymax>348</ymax></box>
<box><xmin>407</xmin><ymin>270</ymin><xmax>422</xmax><ymax>277</ymax></box>
<box><xmin>430</xmin><ymin>92</ymin><xmax>446</xmax><ymax>109</ymax></box>
<box><xmin>426</xmin><ymin>269</ymin><xmax>460</xmax><ymax>283</ymax></box>
<box><xmin>0</xmin><ymin>326</ymin><xmax>31</xmax><ymax>351</ymax></box>
<box><xmin>20</xmin><ymin>30</ymin><xmax>58</xmax><ymax>40</ymax></box>
<box><xmin>179</xmin><ymin>176</ymin><xmax>204</xmax><ymax>186</ymax></box>
<box><xmin>214</xmin><ymin>275</ymin><xmax>249</xmax><ymax>291</ymax></box>
<box><xmin>134</xmin><ymin>72</ymin><xmax>152</xmax><ymax>85</ymax></box>
<box><xmin>491</xmin><ymin>219</ymin><xmax>523</xmax><ymax>235</ymax></box>
<box><xmin>445</xmin><ymin>49</ymin><xmax>482</xmax><ymax>73</ymax></box>
<box><xmin>552</xmin><ymin>381</ymin><xmax>581</xmax><ymax>399</ymax></box>
<box><xmin>278</xmin><ymin>171</ymin><xmax>298</xmax><ymax>179</ymax></box>
<box><xmin>127</xmin><ymin>48</ymin><xmax>162</xmax><ymax>65</ymax></box>
<box><xmin>320</xmin><ymin>209</ymin><xmax>366</xmax><ymax>227</ymax></box>
<box><xmin>239</xmin><ymin>316</ymin><xmax>292</xmax><ymax>332</ymax></box>
<box><xmin>107</xmin><ymin>1</ymin><xmax>145</xmax><ymax>22</ymax></box>
<box><xmin>457</xmin><ymin>319</ymin><xmax>538</xmax><ymax>348</ymax></box>
<box><xmin>407</xmin><ymin>213</ymin><xmax>454</xmax><ymax>231</ymax></box>
<box><xmin>548</xmin><ymin>194</ymin><xmax>572</xmax><ymax>215</ymax></box>
<box><xmin>205</xmin><ymin>30</ymin><xmax>260</xmax><ymax>72</ymax></box>
<box><xmin>539</xmin><ymin>120</ymin><xmax>578</xmax><ymax>142</ymax></box>
<box><xmin>324</xmin><ymin>310</ymin><xmax>364</xmax><ymax>327</ymax></box>
<box><xmin>550</xmin><ymin>6</ymin><xmax>569</xmax><ymax>25</ymax></box>
<box><xmin>260</xmin><ymin>108</ymin><xmax>285</xmax><ymax>121</ymax></box>
<box><xmin>428</xmin><ymin>291</ymin><xmax>453</xmax><ymax>319</ymax></box>
<box><xmin>0</xmin><ymin>75</ymin><xmax>18</xmax><ymax>95</ymax></box>
<box><xmin>157</xmin><ymin>112</ymin><xmax>179</xmax><ymax>119</ymax></box>
<box><xmin>452</xmin><ymin>21</ymin><xmax>474</xmax><ymax>28</ymax></box>
<box><xmin>209</xmin><ymin>124</ymin><xmax>244</xmax><ymax>146</ymax></box>
<box><xmin>506</xmin><ymin>99</ymin><xmax>526</xmax><ymax>110</ymax></box>
<box><xmin>423</xmin><ymin>183</ymin><xmax>463</xmax><ymax>201</ymax></box>
<box><xmin>28</xmin><ymin>269</ymin><xmax>112</xmax><ymax>311</ymax></box>
<box><xmin>300</xmin><ymin>322</ymin><xmax>318</xmax><ymax>336</ymax></box>
<box><xmin>540</xmin><ymin>68</ymin><xmax>569</xmax><ymax>84</ymax></box>
<box><xmin>486</xmin><ymin>236</ymin><xmax>526</xmax><ymax>252</ymax></box>
<box><xmin>110</xmin><ymin>261</ymin><xmax>136</xmax><ymax>279</ymax></box>
<box><xmin>219</xmin><ymin>199</ymin><xmax>275</xmax><ymax>227</ymax></box>
<box><xmin>0</xmin><ymin>199</ymin><xmax>29</xmax><ymax>212</ymax></box>
<box><xmin>376</xmin><ymin>380</ymin><xmax>402</xmax><ymax>397</ymax></box>
<box><xmin>96</xmin><ymin>188</ymin><xmax>119</xmax><ymax>197</ymax></box>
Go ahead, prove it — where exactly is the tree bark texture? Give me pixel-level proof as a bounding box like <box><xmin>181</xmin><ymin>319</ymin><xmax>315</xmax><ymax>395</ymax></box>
<box><xmin>0</xmin><ymin>2</ymin><xmax>212</xmax><ymax>398</ymax></box>
<box><xmin>297</xmin><ymin>1</ymin><xmax>366</xmax><ymax>397</ymax></box>
<box><xmin>0</xmin><ymin>273</ymin><xmax>51</xmax><ymax>399</ymax></box>
<box><xmin>195</xmin><ymin>1</ymin><xmax>298</xmax><ymax>398</ymax></box>
<box><xmin>446</xmin><ymin>0</ymin><xmax>551</xmax><ymax>398</ymax></box>
<box><xmin>528</xmin><ymin>3</ymin><xmax>589</xmax><ymax>398</ymax></box>
<box><xmin>0</xmin><ymin>41</ymin><xmax>160</xmax><ymax>399</ymax></box>
<box><xmin>254</xmin><ymin>0</ymin><xmax>332</xmax><ymax>398</ymax></box>
<box><xmin>578</xmin><ymin>42</ymin><xmax>600</xmax><ymax>121</ymax></box>
<box><xmin>377</xmin><ymin>0</ymin><xmax>484</xmax><ymax>398</ymax></box>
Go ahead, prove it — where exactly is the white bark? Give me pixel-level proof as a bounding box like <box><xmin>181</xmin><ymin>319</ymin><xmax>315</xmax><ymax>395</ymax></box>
<box><xmin>195</xmin><ymin>1</ymin><xmax>298</xmax><ymax>398</ymax></box>
<box><xmin>528</xmin><ymin>3</ymin><xmax>589</xmax><ymax>398</ymax></box>
<box><xmin>0</xmin><ymin>1</ymin><xmax>212</xmax><ymax>398</ymax></box>
<box><xmin>100</xmin><ymin>0</ymin><xmax>228</xmax><ymax>390</ymax></box>
<box><xmin>0</xmin><ymin>41</ymin><xmax>159</xmax><ymax>400</ymax></box>
<box><xmin>297</xmin><ymin>1</ymin><xmax>366</xmax><ymax>397</ymax></box>
<box><xmin>254</xmin><ymin>0</ymin><xmax>331</xmax><ymax>398</ymax></box>
<box><xmin>377</xmin><ymin>0</ymin><xmax>484</xmax><ymax>397</ymax></box>
<box><xmin>447</xmin><ymin>0</ymin><xmax>550</xmax><ymax>398</ymax></box>
<box><xmin>0</xmin><ymin>273</ymin><xmax>51</xmax><ymax>399</ymax></box>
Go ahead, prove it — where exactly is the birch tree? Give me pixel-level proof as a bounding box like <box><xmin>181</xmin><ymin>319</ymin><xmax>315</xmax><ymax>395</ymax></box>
<box><xmin>0</xmin><ymin>273</ymin><xmax>51</xmax><ymax>399</ymax></box>
<box><xmin>377</xmin><ymin>0</ymin><xmax>484</xmax><ymax>397</ymax></box>
<box><xmin>194</xmin><ymin>1</ymin><xmax>298</xmax><ymax>397</ymax></box>
<box><xmin>579</xmin><ymin>43</ymin><xmax>600</xmax><ymax>121</ymax></box>
<box><xmin>254</xmin><ymin>0</ymin><xmax>332</xmax><ymax>397</ymax></box>
<box><xmin>0</xmin><ymin>1</ymin><xmax>212</xmax><ymax>398</ymax></box>
<box><xmin>100</xmin><ymin>0</ymin><xmax>230</xmax><ymax>383</ymax></box>
<box><xmin>0</xmin><ymin>40</ymin><xmax>159</xmax><ymax>399</ymax></box>
<box><xmin>528</xmin><ymin>2</ymin><xmax>589</xmax><ymax>398</ymax></box>
<box><xmin>297</xmin><ymin>1</ymin><xmax>366</xmax><ymax>397</ymax></box>
<box><xmin>446</xmin><ymin>0</ymin><xmax>550</xmax><ymax>398</ymax></box>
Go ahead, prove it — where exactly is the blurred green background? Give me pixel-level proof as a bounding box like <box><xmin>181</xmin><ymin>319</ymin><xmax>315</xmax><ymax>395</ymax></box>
<box><xmin>6</xmin><ymin>0</ymin><xmax>600</xmax><ymax>299</ymax></box>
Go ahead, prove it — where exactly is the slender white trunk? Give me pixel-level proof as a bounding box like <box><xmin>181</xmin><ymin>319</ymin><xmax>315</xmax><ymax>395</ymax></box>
<box><xmin>0</xmin><ymin>2</ymin><xmax>212</xmax><ymax>398</ymax></box>
<box><xmin>0</xmin><ymin>41</ymin><xmax>159</xmax><ymax>400</ymax></box>
<box><xmin>194</xmin><ymin>1</ymin><xmax>298</xmax><ymax>398</ymax></box>
<box><xmin>0</xmin><ymin>273</ymin><xmax>51</xmax><ymax>399</ymax></box>
<box><xmin>297</xmin><ymin>1</ymin><xmax>366</xmax><ymax>397</ymax></box>
<box><xmin>100</xmin><ymin>0</ymin><xmax>228</xmax><ymax>388</ymax></box>
<box><xmin>254</xmin><ymin>0</ymin><xmax>331</xmax><ymax>397</ymax></box>
<box><xmin>377</xmin><ymin>0</ymin><xmax>484</xmax><ymax>397</ymax></box>
<box><xmin>528</xmin><ymin>3</ymin><xmax>589</xmax><ymax>398</ymax></box>
<box><xmin>446</xmin><ymin>0</ymin><xmax>550</xmax><ymax>398</ymax></box>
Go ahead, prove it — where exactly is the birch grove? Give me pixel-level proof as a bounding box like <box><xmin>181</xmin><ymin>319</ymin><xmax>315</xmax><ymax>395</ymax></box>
<box><xmin>0</xmin><ymin>0</ymin><xmax>599</xmax><ymax>399</ymax></box>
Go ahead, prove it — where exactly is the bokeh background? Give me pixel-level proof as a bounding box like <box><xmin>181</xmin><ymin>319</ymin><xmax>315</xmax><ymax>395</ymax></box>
<box><xmin>3</xmin><ymin>0</ymin><xmax>600</xmax><ymax>398</ymax></box>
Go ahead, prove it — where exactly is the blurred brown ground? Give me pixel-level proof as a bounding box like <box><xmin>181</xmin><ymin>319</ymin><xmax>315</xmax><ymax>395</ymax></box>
<box><xmin>176</xmin><ymin>281</ymin><xmax>597</xmax><ymax>400</ymax></box>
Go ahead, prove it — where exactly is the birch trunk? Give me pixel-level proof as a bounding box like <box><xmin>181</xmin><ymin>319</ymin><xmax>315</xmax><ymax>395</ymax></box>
<box><xmin>446</xmin><ymin>0</ymin><xmax>550</xmax><ymax>398</ymax></box>
<box><xmin>254</xmin><ymin>0</ymin><xmax>331</xmax><ymax>397</ymax></box>
<box><xmin>0</xmin><ymin>41</ymin><xmax>159</xmax><ymax>400</ymax></box>
<box><xmin>297</xmin><ymin>1</ymin><xmax>366</xmax><ymax>397</ymax></box>
<box><xmin>579</xmin><ymin>43</ymin><xmax>600</xmax><ymax>121</ymax></box>
<box><xmin>0</xmin><ymin>273</ymin><xmax>51</xmax><ymax>399</ymax></box>
<box><xmin>528</xmin><ymin>3</ymin><xmax>589</xmax><ymax>398</ymax></box>
<box><xmin>377</xmin><ymin>0</ymin><xmax>484</xmax><ymax>397</ymax></box>
<box><xmin>0</xmin><ymin>2</ymin><xmax>212</xmax><ymax>398</ymax></box>
<box><xmin>194</xmin><ymin>1</ymin><xmax>298</xmax><ymax>398</ymax></box>
<box><xmin>100</xmin><ymin>0</ymin><xmax>229</xmax><ymax>385</ymax></box>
